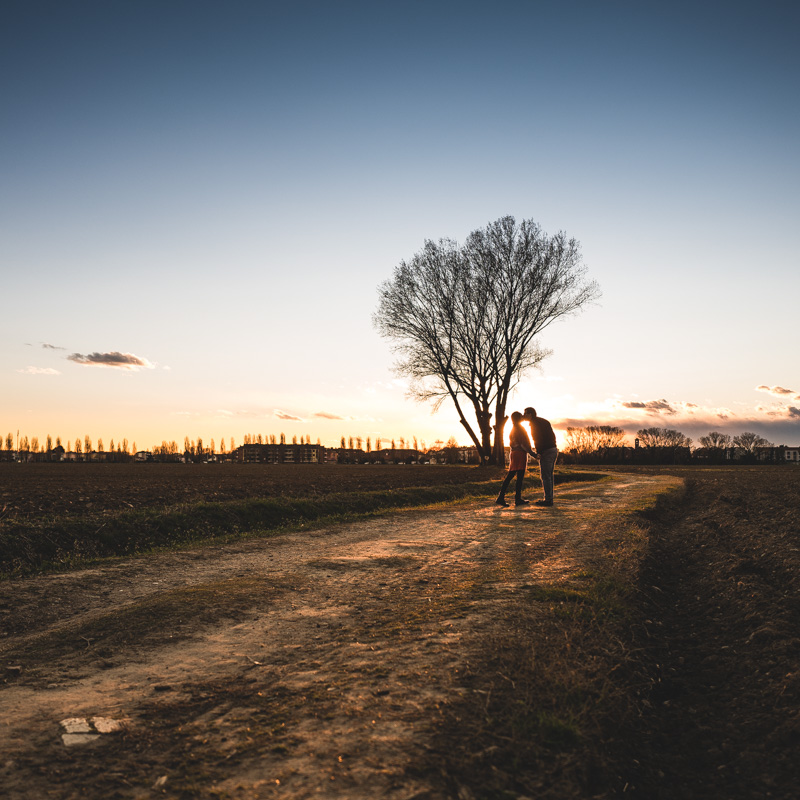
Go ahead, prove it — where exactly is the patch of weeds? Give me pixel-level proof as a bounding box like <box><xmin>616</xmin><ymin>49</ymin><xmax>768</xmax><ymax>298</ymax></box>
<box><xmin>526</xmin><ymin>586</ymin><xmax>588</xmax><ymax>603</ymax></box>
<box><xmin>527</xmin><ymin>711</ymin><xmax>582</xmax><ymax>751</ymax></box>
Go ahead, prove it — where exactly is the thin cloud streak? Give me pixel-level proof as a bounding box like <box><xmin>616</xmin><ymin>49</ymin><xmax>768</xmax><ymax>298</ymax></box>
<box><xmin>17</xmin><ymin>366</ymin><xmax>61</xmax><ymax>375</ymax></box>
<box><xmin>67</xmin><ymin>351</ymin><xmax>154</xmax><ymax>370</ymax></box>
<box><xmin>275</xmin><ymin>410</ymin><xmax>303</xmax><ymax>421</ymax></box>
<box><xmin>620</xmin><ymin>399</ymin><xmax>677</xmax><ymax>415</ymax></box>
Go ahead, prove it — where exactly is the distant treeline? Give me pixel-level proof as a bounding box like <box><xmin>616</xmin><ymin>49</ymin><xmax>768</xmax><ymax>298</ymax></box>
<box><xmin>562</xmin><ymin>426</ymin><xmax>796</xmax><ymax>464</ymax></box>
<box><xmin>0</xmin><ymin>431</ymin><xmax>443</xmax><ymax>459</ymax></box>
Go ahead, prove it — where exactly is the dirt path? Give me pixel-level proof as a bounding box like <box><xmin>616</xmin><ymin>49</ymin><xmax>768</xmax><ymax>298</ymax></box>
<box><xmin>0</xmin><ymin>473</ymin><xmax>678</xmax><ymax>799</ymax></box>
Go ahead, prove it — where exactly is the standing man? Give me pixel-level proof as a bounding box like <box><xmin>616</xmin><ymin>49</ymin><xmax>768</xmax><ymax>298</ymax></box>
<box><xmin>524</xmin><ymin>407</ymin><xmax>558</xmax><ymax>507</ymax></box>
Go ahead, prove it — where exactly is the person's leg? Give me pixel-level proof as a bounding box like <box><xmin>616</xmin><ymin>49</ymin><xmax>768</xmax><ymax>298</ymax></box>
<box><xmin>537</xmin><ymin>447</ymin><xmax>558</xmax><ymax>504</ymax></box>
<box><xmin>496</xmin><ymin>469</ymin><xmax>516</xmax><ymax>504</ymax></box>
<box><xmin>514</xmin><ymin>469</ymin><xmax>528</xmax><ymax>504</ymax></box>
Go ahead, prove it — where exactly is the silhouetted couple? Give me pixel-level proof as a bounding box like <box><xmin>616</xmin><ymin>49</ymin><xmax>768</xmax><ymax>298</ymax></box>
<box><xmin>495</xmin><ymin>407</ymin><xmax>558</xmax><ymax>508</ymax></box>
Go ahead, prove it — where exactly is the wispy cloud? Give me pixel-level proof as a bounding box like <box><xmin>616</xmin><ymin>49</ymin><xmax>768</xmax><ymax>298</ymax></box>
<box><xmin>42</xmin><ymin>342</ymin><xmax>66</xmax><ymax>350</ymax></box>
<box><xmin>620</xmin><ymin>398</ymin><xmax>677</xmax><ymax>415</ymax></box>
<box><xmin>68</xmin><ymin>351</ymin><xmax>154</xmax><ymax>370</ymax></box>
<box><xmin>757</xmin><ymin>384</ymin><xmax>800</xmax><ymax>399</ymax></box>
<box><xmin>275</xmin><ymin>409</ymin><xmax>303</xmax><ymax>421</ymax></box>
<box><xmin>214</xmin><ymin>409</ymin><xmax>264</xmax><ymax>419</ymax></box>
<box><xmin>314</xmin><ymin>411</ymin><xmax>345</xmax><ymax>420</ymax></box>
<box><xmin>17</xmin><ymin>366</ymin><xmax>61</xmax><ymax>375</ymax></box>
<box><xmin>758</xmin><ymin>404</ymin><xmax>800</xmax><ymax>420</ymax></box>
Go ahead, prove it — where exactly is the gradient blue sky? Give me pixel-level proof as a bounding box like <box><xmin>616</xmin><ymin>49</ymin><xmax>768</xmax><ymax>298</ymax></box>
<box><xmin>3</xmin><ymin>0</ymin><xmax>799</xmax><ymax>450</ymax></box>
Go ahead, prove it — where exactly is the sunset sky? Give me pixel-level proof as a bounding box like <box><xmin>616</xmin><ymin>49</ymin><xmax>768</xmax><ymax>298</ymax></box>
<box><xmin>3</xmin><ymin>0</ymin><xmax>799</xmax><ymax>451</ymax></box>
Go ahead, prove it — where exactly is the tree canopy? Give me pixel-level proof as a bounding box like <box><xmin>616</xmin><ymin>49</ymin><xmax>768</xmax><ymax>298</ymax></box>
<box><xmin>699</xmin><ymin>431</ymin><xmax>732</xmax><ymax>449</ymax></box>
<box><xmin>375</xmin><ymin>216</ymin><xmax>599</xmax><ymax>465</ymax></box>
<box><xmin>636</xmin><ymin>427</ymin><xmax>693</xmax><ymax>449</ymax></box>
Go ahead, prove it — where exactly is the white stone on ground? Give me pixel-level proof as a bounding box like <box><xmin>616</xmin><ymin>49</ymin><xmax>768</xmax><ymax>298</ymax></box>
<box><xmin>60</xmin><ymin>718</ymin><xmax>91</xmax><ymax>734</ymax></box>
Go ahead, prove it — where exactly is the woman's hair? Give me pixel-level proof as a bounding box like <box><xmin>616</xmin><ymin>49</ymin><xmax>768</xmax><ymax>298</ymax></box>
<box><xmin>511</xmin><ymin>411</ymin><xmax>523</xmax><ymax>423</ymax></box>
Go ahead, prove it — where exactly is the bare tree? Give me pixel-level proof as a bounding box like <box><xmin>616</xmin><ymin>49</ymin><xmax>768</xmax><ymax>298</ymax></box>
<box><xmin>591</xmin><ymin>426</ymin><xmax>626</xmax><ymax>449</ymax></box>
<box><xmin>564</xmin><ymin>426</ymin><xmax>591</xmax><ymax>455</ymax></box>
<box><xmin>375</xmin><ymin>216</ymin><xmax>598</xmax><ymax>465</ymax></box>
<box><xmin>699</xmin><ymin>431</ymin><xmax>732</xmax><ymax>450</ymax></box>
<box><xmin>565</xmin><ymin>425</ymin><xmax>626</xmax><ymax>455</ymax></box>
<box><xmin>733</xmin><ymin>431</ymin><xmax>772</xmax><ymax>456</ymax></box>
<box><xmin>636</xmin><ymin>427</ymin><xmax>692</xmax><ymax>448</ymax></box>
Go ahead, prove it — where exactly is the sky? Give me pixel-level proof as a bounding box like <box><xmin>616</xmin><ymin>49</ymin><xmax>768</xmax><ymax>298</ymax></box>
<box><xmin>2</xmin><ymin>0</ymin><xmax>799</xmax><ymax>451</ymax></box>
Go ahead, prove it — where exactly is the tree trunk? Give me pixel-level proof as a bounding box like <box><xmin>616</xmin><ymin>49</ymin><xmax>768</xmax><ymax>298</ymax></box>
<box><xmin>491</xmin><ymin>403</ymin><xmax>508</xmax><ymax>467</ymax></box>
<box><xmin>477</xmin><ymin>408</ymin><xmax>493</xmax><ymax>466</ymax></box>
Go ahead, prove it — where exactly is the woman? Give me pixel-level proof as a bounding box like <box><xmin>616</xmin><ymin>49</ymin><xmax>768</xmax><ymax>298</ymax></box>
<box><xmin>495</xmin><ymin>411</ymin><xmax>536</xmax><ymax>507</ymax></box>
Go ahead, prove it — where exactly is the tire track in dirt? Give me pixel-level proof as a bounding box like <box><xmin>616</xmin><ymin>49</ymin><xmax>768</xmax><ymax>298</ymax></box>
<box><xmin>0</xmin><ymin>472</ymin><xmax>680</xmax><ymax>799</ymax></box>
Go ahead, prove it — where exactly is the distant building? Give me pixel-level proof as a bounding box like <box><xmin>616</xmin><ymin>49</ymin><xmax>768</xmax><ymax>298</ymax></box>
<box><xmin>372</xmin><ymin>448</ymin><xmax>420</xmax><ymax>464</ymax></box>
<box><xmin>234</xmin><ymin>443</ymin><xmax>324</xmax><ymax>464</ymax></box>
<box><xmin>781</xmin><ymin>446</ymin><xmax>800</xmax><ymax>463</ymax></box>
<box><xmin>456</xmin><ymin>446</ymin><xmax>480</xmax><ymax>464</ymax></box>
<box><xmin>30</xmin><ymin>445</ymin><xmax>66</xmax><ymax>462</ymax></box>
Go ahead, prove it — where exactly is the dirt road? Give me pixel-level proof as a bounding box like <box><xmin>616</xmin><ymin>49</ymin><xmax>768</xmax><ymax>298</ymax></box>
<box><xmin>0</xmin><ymin>473</ymin><xmax>678</xmax><ymax>799</ymax></box>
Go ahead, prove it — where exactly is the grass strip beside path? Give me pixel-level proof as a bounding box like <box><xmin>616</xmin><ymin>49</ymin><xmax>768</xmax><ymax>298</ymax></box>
<box><xmin>0</xmin><ymin>471</ymin><xmax>602</xmax><ymax>576</ymax></box>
